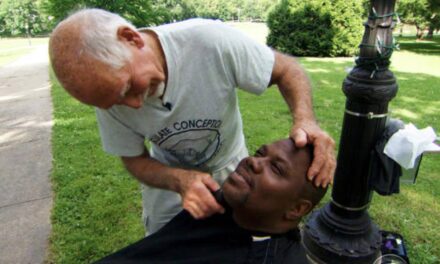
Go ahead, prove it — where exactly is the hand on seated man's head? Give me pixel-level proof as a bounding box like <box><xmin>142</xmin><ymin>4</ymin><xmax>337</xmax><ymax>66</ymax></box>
<box><xmin>222</xmin><ymin>138</ymin><xmax>327</xmax><ymax>234</ymax></box>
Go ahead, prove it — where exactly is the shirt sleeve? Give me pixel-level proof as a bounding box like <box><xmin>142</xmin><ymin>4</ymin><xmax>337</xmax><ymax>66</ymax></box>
<box><xmin>95</xmin><ymin>108</ymin><xmax>145</xmax><ymax>157</ymax></box>
<box><xmin>215</xmin><ymin>23</ymin><xmax>275</xmax><ymax>95</ymax></box>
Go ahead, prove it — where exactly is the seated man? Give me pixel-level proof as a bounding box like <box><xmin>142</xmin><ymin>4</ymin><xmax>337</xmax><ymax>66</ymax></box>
<box><xmin>96</xmin><ymin>139</ymin><xmax>327</xmax><ymax>263</ymax></box>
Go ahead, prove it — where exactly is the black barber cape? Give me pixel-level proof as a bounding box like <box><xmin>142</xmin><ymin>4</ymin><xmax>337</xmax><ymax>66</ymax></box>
<box><xmin>95</xmin><ymin>210</ymin><xmax>308</xmax><ymax>264</ymax></box>
<box><xmin>370</xmin><ymin>119</ymin><xmax>405</xmax><ymax>196</ymax></box>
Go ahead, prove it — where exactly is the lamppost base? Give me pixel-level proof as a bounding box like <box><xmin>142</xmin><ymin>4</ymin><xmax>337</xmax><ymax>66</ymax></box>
<box><xmin>302</xmin><ymin>203</ymin><xmax>382</xmax><ymax>264</ymax></box>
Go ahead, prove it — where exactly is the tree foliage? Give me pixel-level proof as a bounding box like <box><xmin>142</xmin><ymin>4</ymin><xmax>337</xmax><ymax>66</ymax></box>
<box><xmin>179</xmin><ymin>0</ymin><xmax>274</xmax><ymax>21</ymax></box>
<box><xmin>153</xmin><ymin>0</ymin><xmax>196</xmax><ymax>23</ymax></box>
<box><xmin>0</xmin><ymin>0</ymin><xmax>50</xmax><ymax>36</ymax></box>
<box><xmin>0</xmin><ymin>0</ymin><xmax>280</xmax><ymax>37</ymax></box>
<box><xmin>40</xmin><ymin>0</ymin><xmax>277</xmax><ymax>28</ymax></box>
<box><xmin>41</xmin><ymin>0</ymin><xmax>164</xmax><ymax>27</ymax></box>
<box><xmin>397</xmin><ymin>0</ymin><xmax>440</xmax><ymax>39</ymax></box>
<box><xmin>267</xmin><ymin>0</ymin><xmax>364</xmax><ymax>57</ymax></box>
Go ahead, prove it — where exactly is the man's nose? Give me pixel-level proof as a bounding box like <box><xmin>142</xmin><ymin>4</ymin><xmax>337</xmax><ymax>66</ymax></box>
<box><xmin>247</xmin><ymin>156</ymin><xmax>263</xmax><ymax>173</ymax></box>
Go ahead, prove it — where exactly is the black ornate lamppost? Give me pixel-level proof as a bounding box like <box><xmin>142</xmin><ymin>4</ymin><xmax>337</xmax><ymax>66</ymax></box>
<box><xmin>302</xmin><ymin>0</ymin><xmax>399</xmax><ymax>263</ymax></box>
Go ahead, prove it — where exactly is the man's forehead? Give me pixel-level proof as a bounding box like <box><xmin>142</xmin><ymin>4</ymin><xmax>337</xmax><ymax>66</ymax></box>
<box><xmin>77</xmin><ymin>60</ymin><xmax>127</xmax><ymax>107</ymax></box>
<box><xmin>269</xmin><ymin>139</ymin><xmax>296</xmax><ymax>153</ymax></box>
<box><xmin>269</xmin><ymin>139</ymin><xmax>312</xmax><ymax>171</ymax></box>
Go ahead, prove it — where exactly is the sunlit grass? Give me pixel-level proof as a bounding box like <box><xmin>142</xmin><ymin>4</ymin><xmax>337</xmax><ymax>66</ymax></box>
<box><xmin>48</xmin><ymin>69</ymin><xmax>144</xmax><ymax>263</ymax></box>
<box><xmin>0</xmin><ymin>37</ymin><xmax>47</xmax><ymax>49</ymax></box>
<box><xmin>270</xmin><ymin>37</ymin><xmax>439</xmax><ymax>263</ymax></box>
<box><xmin>0</xmin><ymin>37</ymin><xmax>48</xmax><ymax>66</ymax></box>
<box><xmin>391</xmin><ymin>51</ymin><xmax>440</xmax><ymax>77</ymax></box>
<box><xmin>226</xmin><ymin>21</ymin><xmax>268</xmax><ymax>44</ymax></box>
<box><xmin>48</xmin><ymin>29</ymin><xmax>439</xmax><ymax>263</ymax></box>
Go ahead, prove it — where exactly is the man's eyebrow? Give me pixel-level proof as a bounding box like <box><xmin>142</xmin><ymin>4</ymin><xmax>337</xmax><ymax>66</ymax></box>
<box><xmin>256</xmin><ymin>145</ymin><xmax>268</xmax><ymax>154</ymax></box>
<box><xmin>277</xmin><ymin>151</ymin><xmax>290</xmax><ymax>165</ymax></box>
<box><xmin>271</xmin><ymin>144</ymin><xmax>291</xmax><ymax>165</ymax></box>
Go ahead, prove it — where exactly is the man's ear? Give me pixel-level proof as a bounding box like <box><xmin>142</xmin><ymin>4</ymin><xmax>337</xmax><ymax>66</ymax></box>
<box><xmin>285</xmin><ymin>199</ymin><xmax>313</xmax><ymax>221</ymax></box>
<box><xmin>117</xmin><ymin>26</ymin><xmax>144</xmax><ymax>48</ymax></box>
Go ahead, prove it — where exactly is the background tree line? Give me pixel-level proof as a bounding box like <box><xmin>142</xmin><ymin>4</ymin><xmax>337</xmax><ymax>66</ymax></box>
<box><xmin>0</xmin><ymin>0</ymin><xmax>438</xmax><ymax>55</ymax></box>
<box><xmin>0</xmin><ymin>0</ymin><xmax>50</xmax><ymax>36</ymax></box>
<box><xmin>1</xmin><ymin>0</ymin><xmax>438</xmax><ymax>37</ymax></box>
<box><xmin>397</xmin><ymin>0</ymin><xmax>440</xmax><ymax>39</ymax></box>
<box><xmin>0</xmin><ymin>0</ymin><xmax>274</xmax><ymax>37</ymax></box>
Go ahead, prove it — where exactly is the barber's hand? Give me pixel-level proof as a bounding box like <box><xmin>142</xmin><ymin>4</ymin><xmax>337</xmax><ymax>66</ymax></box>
<box><xmin>291</xmin><ymin>121</ymin><xmax>336</xmax><ymax>188</ymax></box>
<box><xmin>178</xmin><ymin>171</ymin><xmax>225</xmax><ymax>219</ymax></box>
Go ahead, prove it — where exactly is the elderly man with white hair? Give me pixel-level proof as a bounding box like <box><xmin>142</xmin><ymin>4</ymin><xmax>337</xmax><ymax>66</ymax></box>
<box><xmin>49</xmin><ymin>9</ymin><xmax>336</xmax><ymax>234</ymax></box>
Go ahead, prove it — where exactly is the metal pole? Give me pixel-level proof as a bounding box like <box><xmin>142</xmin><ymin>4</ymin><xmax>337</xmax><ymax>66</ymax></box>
<box><xmin>302</xmin><ymin>0</ymin><xmax>398</xmax><ymax>263</ymax></box>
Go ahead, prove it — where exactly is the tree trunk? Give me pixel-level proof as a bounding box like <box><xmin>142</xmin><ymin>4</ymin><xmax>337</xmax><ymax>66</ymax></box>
<box><xmin>427</xmin><ymin>26</ymin><xmax>434</xmax><ymax>39</ymax></box>
<box><xmin>416</xmin><ymin>26</ymin><xmax>425</xmax><ymax>40</ymax></box>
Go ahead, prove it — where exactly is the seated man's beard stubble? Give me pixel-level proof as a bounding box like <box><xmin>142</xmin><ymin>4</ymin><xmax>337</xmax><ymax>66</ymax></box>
<box><xmin>221</xmin><ymin>138</ymin><xmax>327</xmax><ymax>234</ymax></box>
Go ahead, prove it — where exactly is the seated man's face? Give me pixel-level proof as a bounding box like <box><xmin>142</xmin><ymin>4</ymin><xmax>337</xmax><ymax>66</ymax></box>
<box><xmin>222</xmin><ymin>139</ymin><xmax>317</xmax><ymax>234</ymax></box>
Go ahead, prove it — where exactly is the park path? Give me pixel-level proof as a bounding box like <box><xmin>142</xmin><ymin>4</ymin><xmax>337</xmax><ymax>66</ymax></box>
<box><xmin>0</xmin><ymin>44</ymin><xmax>53</xmax><ymax>263</ymax></box>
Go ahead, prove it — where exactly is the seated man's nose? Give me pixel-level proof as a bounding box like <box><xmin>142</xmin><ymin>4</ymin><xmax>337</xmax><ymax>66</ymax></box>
<box><xmin>247</xmin><ymin>157</ymin><xmax>263</xmax><ymax>172</ymax></box>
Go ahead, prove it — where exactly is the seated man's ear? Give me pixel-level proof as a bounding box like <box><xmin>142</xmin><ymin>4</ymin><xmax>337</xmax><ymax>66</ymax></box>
<box><xmin>284</xmin><ymin>199</ymin><xmax>313</xmax><ymax>221</ymax></box>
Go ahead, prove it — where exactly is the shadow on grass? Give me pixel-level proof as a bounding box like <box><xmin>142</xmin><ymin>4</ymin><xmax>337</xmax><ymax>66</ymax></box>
<box><xmin>49</xmin><ymin>72</ymin><xmax>145</xmax><ymax>263</ymax></box>
<box><xmin>396</xmin><ymin>36</ymin><xmax>440</xmax><ymax>56</ymax></box>
<box><xmin>299</xmin><ymin>58</ymin><xmax>440</xmax><ymax>132</ymax></box>
<box><xmin>241</xmin><ymin>57</ymin><xmax>440</xmax><ymax>263</ymax></box>
<box><xmin>291</xmin><ymin>58</ymin><xmax>440</xmax><ymax>263</ymax></box>
<box><xmin>50</xmin><ymin>57</ymin><xmax>439</xmax><ymax>263</ymax></box>
<box><xmin>298</xmin><ymin>58</ymin><xmax>440</xmax><ymax>198</ymax></box>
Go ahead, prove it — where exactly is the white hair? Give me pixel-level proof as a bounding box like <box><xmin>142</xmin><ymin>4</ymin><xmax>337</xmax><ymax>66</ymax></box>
<box><xmin>62</xmin><ymin>8</ymin><xmax>137</xmax><ymax>69</ymax></box>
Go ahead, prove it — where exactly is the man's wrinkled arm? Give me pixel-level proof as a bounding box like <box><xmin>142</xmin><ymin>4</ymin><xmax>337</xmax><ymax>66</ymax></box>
<box><xmin>269</xmin><ymin>51</ymin><xmax>315</xmax><ymax>125</ymax></box>
<box><xmin>121</xmin><ymin>150</ymin><xmax>224</xmax><ymax>218</ymax></box>
<box><xmin>269</xmin><ymin>51</ymin><xmax>336</xmax><ymax>187</ymax></box>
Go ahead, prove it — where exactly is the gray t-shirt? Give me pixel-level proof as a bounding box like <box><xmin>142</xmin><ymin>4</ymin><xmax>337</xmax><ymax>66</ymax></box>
<box><xmin>96</xmin><ymin>18</ymin><xmax>274</xmax><ymax>174</ymax></box>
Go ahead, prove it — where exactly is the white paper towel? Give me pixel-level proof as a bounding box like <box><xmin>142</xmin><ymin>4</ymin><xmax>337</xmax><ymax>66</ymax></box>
<box><xmin>384</xmin><ymin>123</ymin><xmax>440</xmax><ymax>169</ymax></box>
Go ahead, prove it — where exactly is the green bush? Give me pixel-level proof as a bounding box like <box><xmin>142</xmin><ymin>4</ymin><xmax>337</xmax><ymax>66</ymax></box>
<box><xmin>41</xmin><ymin>0</ymin><xmax>164</xmax><ymax>28</ymax></box>
<box><xmin>0</xmin><ymin>0</ymin><xmax>50</xmax><ymax>36</ymax></box>
<box><xmin>267</xmin><ymin>0</ymin><xmax>364</xmax><ymax>57</ymax></box>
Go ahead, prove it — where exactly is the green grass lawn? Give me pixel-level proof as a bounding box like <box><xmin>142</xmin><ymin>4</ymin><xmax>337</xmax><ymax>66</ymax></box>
<box><xmin>48</xmin><ymin>35</ymin><xmax>439</xmax><ymax>263</ymax></box>
<box><xmin>296</xmin><ymin>37</ymin><xmax>440</xmax><ymax>264</ymax></box>
<box><xmin>0</xmin><ymin>37</ymin><xmax>48</xmax><ymax>66</ymax></box>
<box><xmin>48</xmin><ymin>76</ymin><xmax>143</xmax><ymax>263</ymax></box>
